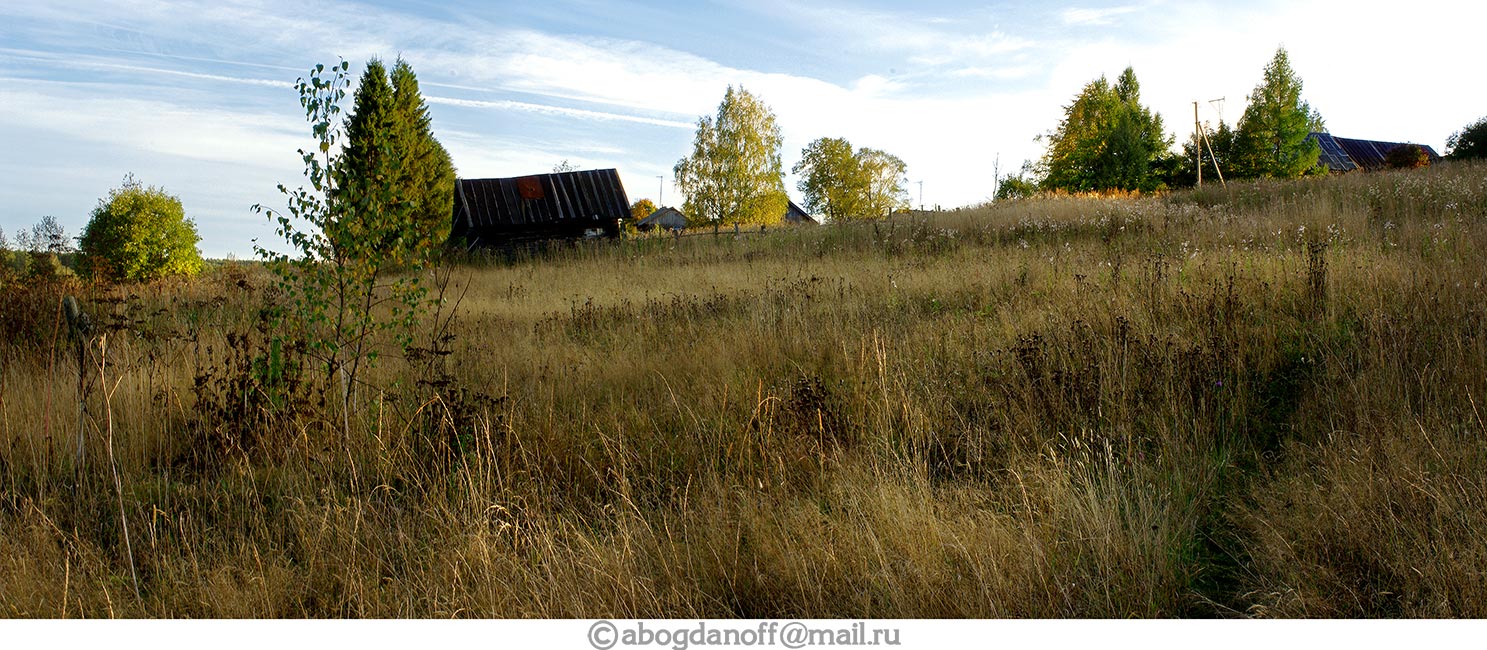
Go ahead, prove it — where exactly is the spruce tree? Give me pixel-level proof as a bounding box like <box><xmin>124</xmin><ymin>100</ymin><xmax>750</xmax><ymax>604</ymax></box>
<box><xmin>1104</xmin><ymin>68</ymin><xmax>1169</xmax><ymax>192</ymax></box>
<box><xmin>334</xmin><ymin>57</ymin><xmax>455</xmax><ymax>261</ymax></box>
<box><xmin>389</xmin><ymin>59</ymin><xmax>455</xmax><ymax>249</ymax></box>
<box><xmin>334</xmin><ymin>58</ymin><xmax>397</xmax><ymax>256</ymax></box>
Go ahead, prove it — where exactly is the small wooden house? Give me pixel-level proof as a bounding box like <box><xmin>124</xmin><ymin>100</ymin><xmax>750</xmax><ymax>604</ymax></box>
<box><xmin>636</xmin><ymin>206</ymin><xmax>688</xmax><ymax>232</ymax></box>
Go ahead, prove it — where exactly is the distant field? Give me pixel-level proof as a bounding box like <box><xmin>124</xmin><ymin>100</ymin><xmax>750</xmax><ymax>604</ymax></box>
<box><xmin>3</xmin><ymin>162</ymin><xmax>1486</xmax><ymax>617</ymax></box>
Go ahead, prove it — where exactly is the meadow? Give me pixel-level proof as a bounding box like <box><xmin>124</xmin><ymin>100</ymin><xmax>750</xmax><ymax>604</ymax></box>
<box><xmin>3</xmin><ymin>162</ymin><xmax>1486</xmax><ymax>617</ymax></box>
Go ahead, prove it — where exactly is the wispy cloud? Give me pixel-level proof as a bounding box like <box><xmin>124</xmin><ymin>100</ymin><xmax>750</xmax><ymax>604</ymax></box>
<box><xmin>1062</xmin><ymin>6</ymin><xmax>1140</xmax><ymax>26</ymax></box>
<box><xmin>1</xmin><ymin>81</ymin><xmax>302</xmax><ymax>168</ymax></box>
<box><xmin>739</xmin><ymin>0</ymin><xmax>1035</xmax><ymax>82</ymax></box>
<box><xmin>0</xmin><ymin>48</ymin><xmax>294</xmax><ymax>88</ymax></box>
<box><xmin>948</xmin><ymin>65</ymin><xmax>1042</xmax><ymax>81</ymax></box>
<box><xmin>425</xmin><ymin>96</ymin><xmax>694</xmax><ymax>130</ymax></box>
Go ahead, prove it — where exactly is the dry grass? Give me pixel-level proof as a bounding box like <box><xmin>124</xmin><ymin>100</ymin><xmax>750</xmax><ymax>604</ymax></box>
<box><xmin>3</xmin><ymin>161</ymin><xmax>1487</xmax><ymax>617</ymax></box>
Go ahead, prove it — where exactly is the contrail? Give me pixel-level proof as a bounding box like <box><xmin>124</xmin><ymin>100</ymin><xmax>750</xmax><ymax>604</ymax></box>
<box><xmin>425</xmin><ymin>96</ymin><xmax>693</xmax><ymax>129</ymax></box>
<box><xmin>0</xmin><ymin>48</ymin><xmax>294</xmax><ymax>89</ymax></box>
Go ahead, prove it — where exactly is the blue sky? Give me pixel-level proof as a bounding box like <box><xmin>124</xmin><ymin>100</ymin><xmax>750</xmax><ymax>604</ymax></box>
<box><xmin>3</xmin><ymin>0</ymin><xmax>1483</xmax><ymax>257</ymax></box>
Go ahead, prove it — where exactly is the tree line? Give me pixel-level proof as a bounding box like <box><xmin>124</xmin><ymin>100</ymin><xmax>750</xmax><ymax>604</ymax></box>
<box><xmin>11</xmin><ymin>47</ymin><xmax>1487</xmax><ymax>288</ymax></box>
<box><xmin>670</xmin><ymin>86</ymin><xmax>911</xmax><ymax>227</ymax></box>
<box><xmin>1000</xmin><ymin>47</ymin><xmax>1486</xmax><ymax>199</ymax></box>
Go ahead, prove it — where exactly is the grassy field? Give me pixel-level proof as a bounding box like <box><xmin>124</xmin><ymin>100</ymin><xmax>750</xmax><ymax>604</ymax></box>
<box><xmin>3</xmin><ymin>162</ymin><xmax>1486</xmax><ymax>617</ymax></box>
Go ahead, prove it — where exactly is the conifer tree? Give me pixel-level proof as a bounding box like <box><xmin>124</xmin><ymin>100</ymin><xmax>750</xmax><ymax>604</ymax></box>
<box><xmin>389</xmin><ymin>59</ymin><xmax>455</xmax><ymax>248</ymax></box>
<box><xmin>1232</xmin><ymin>47</ymin><xmax>1324</xmax><ymax>179</ymax></box>
<box><xmin>1038</xmin><ymin>67</ymin><xmax>1171</xmax><ymax>193</ymax></box>
<box><xmin>334</xmin><ymin>57</ymin><xmax>455</xmax><ymax>260</ymax></box>
<box><xmin>333</xmin><ymin>58</ymin><xmax>397</xmax><ymax>257</ymax></box>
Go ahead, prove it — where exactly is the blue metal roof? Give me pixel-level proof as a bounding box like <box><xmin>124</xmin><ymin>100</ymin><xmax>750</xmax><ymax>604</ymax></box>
<box><xmin>1310</xmin><ymin>132</ymin><xmax>1357</xmax><ymax>173</ymax></box>
<box><xmin>1308</xmin><ymin>132</ymin><xmax>1443</xmax><ymax>173</ymax></box>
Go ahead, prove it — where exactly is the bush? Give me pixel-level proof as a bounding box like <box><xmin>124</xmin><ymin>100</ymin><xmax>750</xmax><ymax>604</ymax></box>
<box><xmin>1446</xmin><ymin>116</ymin><xmax>1487</xmax><ymax>160</ymax></box>
<box><xmin>1385</xmin><ymin>144</ymin><xmax>1430</xmax><ymax>170</ymax></box>
<box><xmin>80</xmin><ymin>175</ymin><xmax>203</xmax><ymax>282</ymax></box>
<box><xmin>25</xmin><ymin>252</ymin><xmax>76</xmax><ymax>283</ymax></box>
<box><xmin>995</xmin><ymin>173</ymin><xmax>1040</xmax><ymax>200</ymax></box>
<box><xmin>0</xmin><ymin>248</ymin><xmax>26</xmax><ymax>284</ymax></box>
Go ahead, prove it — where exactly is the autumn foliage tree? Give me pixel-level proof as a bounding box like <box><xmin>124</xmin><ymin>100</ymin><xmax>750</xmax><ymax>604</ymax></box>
<box><xmin>858</xmin><ymin>148</ymin><xmax>910</xmax><ymax>218</ymax></box>
<box><xmin>629</xmin><ymin>198</ymin><xmax>657</xmax><ymax>220</ymax></box>
<box><xmin>794</xmin><ymin>137</ymin><xmax>908</xmax><ymax>221</ymax></box>
<box><xmin>673</xmin><ymin>86</ymin><xmax>788</xmax><ymax>226</ymax></box>
<box><xmin>793</xmin><ymin>137</ymin><xmax>861</xmax><ymax>221</ymax></box>
<box><xmin>1385</xmin><ymin>144</ymin><xmax>1430</xmax><ymax>170</ymax></box>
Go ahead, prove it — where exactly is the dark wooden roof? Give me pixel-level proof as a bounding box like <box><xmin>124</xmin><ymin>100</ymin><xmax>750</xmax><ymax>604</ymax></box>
<box><xmin>450</xmin><ymin>168</ymin><xmax>631</xmax><ymax>247</ymax></box>
<box><xmin>1335</xmin><ymin>137</ymin><xmax>1441</xmax><ymax>171</ymax></box>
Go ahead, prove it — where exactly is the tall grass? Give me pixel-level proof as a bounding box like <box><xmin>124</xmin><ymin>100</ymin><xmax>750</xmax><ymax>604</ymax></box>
<box><xmin>3</xmin><ymin>162</ymin><xmax>1486</xmax><ymax>617</ymax></box>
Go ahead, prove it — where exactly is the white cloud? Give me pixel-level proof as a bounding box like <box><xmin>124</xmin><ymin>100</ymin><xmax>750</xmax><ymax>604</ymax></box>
<box><xmin>0</xmin><ymin>0</ymin><xmax>1061</xmax><ymax>219</ymax></box>
<box><xmin>0</xmin><ymin>81</ymin><xmax>303</xmax><ymax>170</ymax></box>
<box><xmin>949</xmin><ymin>65</ymin><xmax>1041</xmax><ymax>81</ymax></box>
<box><xmin>851</xmin><ymin>74</ymin><xmax>903</xmax><ymax>97</ymax></box>
<box><xmin>1061</xmin><ymin>6</ymin><xmax>1139</xmax><ymax>26</ymax></box>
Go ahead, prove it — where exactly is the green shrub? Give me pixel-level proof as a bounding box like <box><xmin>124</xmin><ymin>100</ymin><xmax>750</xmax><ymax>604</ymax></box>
<box><xmin>79</xmin><ymin>175</ymin><xmax>203</xmax><ymax>282</ymax></box>
<box><xmin>25</xmin><ymin>251</ymin><xmax>75</xmax><ymax>283</ymax></box>
<box><xmin>1385</xmin><ymin>144</ymin><xmax>1429</xmax><ymax>169</ymax></box>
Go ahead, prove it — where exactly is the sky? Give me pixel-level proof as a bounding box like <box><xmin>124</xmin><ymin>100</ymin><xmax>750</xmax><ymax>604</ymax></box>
<box><xmin>2</xmin><ymin>0</ymin><xmax>1483</xmax><ymax>258</ymax></box>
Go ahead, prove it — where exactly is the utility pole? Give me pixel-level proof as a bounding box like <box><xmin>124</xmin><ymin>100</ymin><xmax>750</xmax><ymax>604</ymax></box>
<box><xmin>656</xmin><ymin>175</ymin><xmax>664</xmax><ymax>207</ymax></box>
<box><xmin>1194</xmin><ymin>99</ymin><xmax>1227</xmax><ymax>188</ymax></box>
<box><xmin>1207</xmin><ymin>98</ymin><xmax>1226</xmax><ymax>188</ymax></box>
<box><xmin>917</xmin><ymin>180</ymin><xmax>924</xmax><ymax>211</ymax></box>
<box><xmin>1209</xmin><ymin>97</ymin><xmax>1226</xmax><ymax>124</ymax></box>
<box><xmin>1194</xmin><ymin>101</ymin><xmax>1202</xmax><ymax>188</ymax></box>
<box><xmin>992</xmin><ymin>153</ymin><xmax>1001</xmax><ymax>201</ymax></box>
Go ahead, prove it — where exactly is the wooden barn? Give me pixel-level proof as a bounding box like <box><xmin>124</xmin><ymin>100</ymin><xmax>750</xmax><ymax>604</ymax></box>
<box><xmin>634</xmin><ymin>201</ymin><xmax>817</xmax><ymax>231</ymax></box>
<box><xmin>449</xmin><ymin>168</ymin><xmax>631</xmax><ymax>249</ymax></box>
<box><xmin>636</xmin><ymin>206</ymin><xmax>688</xmax><ymax>232</ymax></box>
<box><xmin>1309</xmin><ymin>132</ymin><xmax>1443</xmax><ymax>173</ymax></box>
<box><xmin>783</xmin><ymin>200</ymin><xmax>818</xmax><ymax>225</ymax></box>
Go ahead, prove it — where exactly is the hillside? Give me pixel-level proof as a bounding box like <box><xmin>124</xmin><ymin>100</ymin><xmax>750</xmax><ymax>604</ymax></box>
<box><xmin>3</xmin><ymin>162</ymin><xmax>1486</xmax><ymax>617</ymax></box>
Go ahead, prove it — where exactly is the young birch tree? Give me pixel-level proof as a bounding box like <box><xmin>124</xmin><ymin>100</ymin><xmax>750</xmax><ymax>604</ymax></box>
<box><xmin>673</xmin><ymin>86</ymin><xmax>788</xmax><ymax>226</ymax></box>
